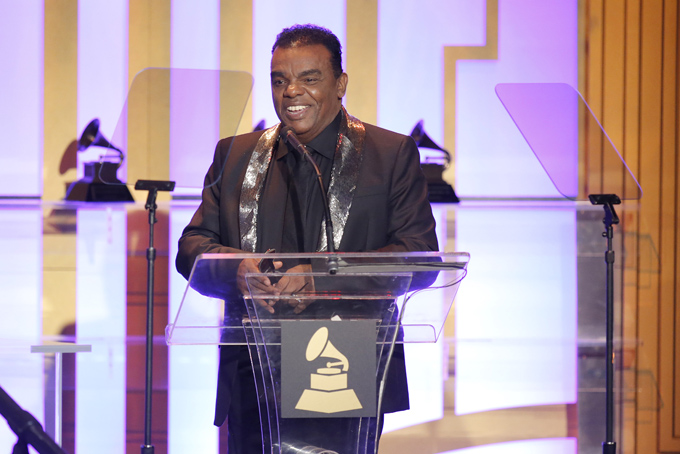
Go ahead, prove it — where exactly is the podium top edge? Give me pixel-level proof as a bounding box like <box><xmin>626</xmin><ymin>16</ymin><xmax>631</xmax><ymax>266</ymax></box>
<box><xmin>196</xmin><ymin>251</ymin><xmax>470</xmax><ymax>260</ymax></box>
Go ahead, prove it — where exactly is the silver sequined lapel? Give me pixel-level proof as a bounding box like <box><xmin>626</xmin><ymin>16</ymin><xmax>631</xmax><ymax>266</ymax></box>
<box><xmin>318</xmin><ymin>108</ymin><xmax>365</xmax><ymax>251</ymax></box>
<box><xmin>239</xmin><ymin>125</ymin><xmax>280</xmax><ymax>252</ymax></box>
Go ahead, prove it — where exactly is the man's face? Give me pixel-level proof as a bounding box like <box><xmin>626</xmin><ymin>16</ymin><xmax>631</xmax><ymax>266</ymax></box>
<box><xmin>271</xmin><ymin>44</ymin><xmax>348</xmax><ymax>144</ymax></box>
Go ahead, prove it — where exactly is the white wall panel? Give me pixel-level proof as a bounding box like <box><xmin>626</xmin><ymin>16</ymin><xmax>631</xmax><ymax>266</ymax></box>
<box><xmin>0</xmin><ymin>3</ymin><xmax>43</xmax><ymax>196</ymax></box>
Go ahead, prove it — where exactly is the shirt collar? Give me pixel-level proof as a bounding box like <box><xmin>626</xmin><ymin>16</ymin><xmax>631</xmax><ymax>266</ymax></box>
<box><xmin>305</xmin><ymin>110</ymin><xmax>342</xmax><ymax>159</ymax></box>
<box><xmin>277</xmin><ymin>109</ymin><xmax>342</xmax><ymax>161</ymax></box>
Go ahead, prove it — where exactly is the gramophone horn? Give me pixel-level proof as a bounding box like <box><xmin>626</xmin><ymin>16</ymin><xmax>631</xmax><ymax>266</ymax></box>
<box><xmin>78</xmin><ymin>118</ymin><xmax>123</xmax><ymax>155</ymax></box>
<box><xmin>410</xmin><ymin>120</ymin><xmax>443</xmax><ymax>151</ymax></box>
<box><xmin>409</xmin><ymin>120</ymin><xmax>459</xmax><ymax>203</ymax></box>
<box><xmin>409</xmin><ymin>120</ymin><xmax>452</xmax><ymax>165</ymax></box>
<box><xmin>305</xmin><ymin>327</ymin><xmax>349</xmax><ymax>371</ymax></box>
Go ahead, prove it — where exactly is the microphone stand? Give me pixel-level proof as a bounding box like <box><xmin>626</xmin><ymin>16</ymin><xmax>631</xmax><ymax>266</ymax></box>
<box><xmin>134</xmin><ymin>180</ymin><xmax>175</xmax><ymax>454</ymax></box>
<box><xmin>302</xmin><ymin>149</ymin><xmax>339</xmax><ymax>274</ymax></box>
<box><xmin>281</xmin><ymin>128</ymin><xmax>338</xmax><ymax>274</ymax></box>
<box><xmin>588</xmin><ymin>193</ymin><xmax>620</xmax><ymax>454</ymax></box>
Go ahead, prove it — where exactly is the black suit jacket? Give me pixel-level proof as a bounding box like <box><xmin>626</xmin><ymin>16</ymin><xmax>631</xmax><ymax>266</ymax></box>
<box><xmin>176</xmin><ymin>116</ymin><xmax>438</xmax><ymax>426</ymax></box>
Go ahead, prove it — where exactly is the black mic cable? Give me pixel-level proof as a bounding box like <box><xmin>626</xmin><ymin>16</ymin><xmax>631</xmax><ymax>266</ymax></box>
<box><xmin>280</xmin><ymin>126</ymin><xmax>338</xmax><ymax>274</ymax></box>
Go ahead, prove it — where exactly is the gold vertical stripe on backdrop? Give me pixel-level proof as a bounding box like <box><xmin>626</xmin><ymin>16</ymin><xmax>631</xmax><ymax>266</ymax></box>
<box><xmin>128</xmin><ymin>0</ymin><xmax>171</xmax><ymax>78</ymax></box>
<box><xmin>659</xmin><ymin>0</ymin><xmax>680</xmax><ymax>449</ymax></box>
<box><xmin>599</xmin><ymin>12</ymin><xmax>631</xmax><ymax>436</ymax></box>
<box><xmin>43</xmin><ymin>0</ymin><xmax>78</xmax><ymax>337</ymax></box>
<box><xmin>621</xmin><ymin>1</ymin><xmax>642</xmax><ymax>450</ymax></box>
<box><xmin>622</xmin><ymin>0</ymin><xmax>642</xmax><ymax>196</ymax></box>
<box><xmin>577</xmin><ymin>0</ymin><xmax>588</xmax><ymax>95</ymax></box>
<box><xmin>584</xmin><ymin>0</ymin><xmax>604</xmax><ymax>196</ymax></box>
<box><xmin>127</xmin><ymin>5</ymin><xmax>172</xmax><ymax>450</ymax></box>
<box><xmin>217</xmin><ymin>9</ymin><xmax>252</xmax><ymax>448</ymax></box>
<box><xmin>127</xmin><ymin>0</ymin><xmax>171</xmax><ymax>201</ymax></box>
<box><xmin>43</xmin><ymin>0</ymin><xmax>78</xmax><ymax>202</ymax></box>
<box><xmin>345</xmin><ymin>0</ymin><xmax>378</xmax><ymax>125</ymax></box>
<box><xmin>577</xmin><ymin>0</ymin><xmax>587</xmax><ymax>193</ymax></box>
<box><xmin>601</xmin><ymin>1</ymin><xmax>626</xmax><ymax>196</ymax></box>
<box><xmin>675</xmin><ymin>6</ymin><xmax>680</xmax><ymax>442</ymax></box>
<box><xmin>220</xmin><ymin>0</ymin><xmax>254</xmax><ymax>136</ymax></box>
<box><xmin>443</xmin><ymin>0</ymin><xmax>498</xmax><ymax>185</ymax></box>
<box><xmin>636</xmin><ymin>0</ymin><xmax>664</xmax><ymax>451</ymax></box>
<box><xmin>675</xmin><ymin>3</ymin><xmax>680</xmax><ymax>443</ymax></box>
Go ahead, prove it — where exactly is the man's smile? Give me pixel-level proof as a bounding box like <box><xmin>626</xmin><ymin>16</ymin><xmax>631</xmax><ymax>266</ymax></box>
<box><xmin>285</xmin><ymin>105</ymin><xmax>311</xmax><ymax>121</ymax></box>
<box><xmin>287</xmin><ymin>105</ymin><xmax>309</xmax><ymax>112</ymax></box>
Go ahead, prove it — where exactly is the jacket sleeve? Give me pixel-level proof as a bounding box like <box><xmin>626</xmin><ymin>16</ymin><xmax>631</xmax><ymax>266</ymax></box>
<box><xmin>378</xmin><ymin>134</ymin><xmax>439</xmax><ymax>253</ymax></box>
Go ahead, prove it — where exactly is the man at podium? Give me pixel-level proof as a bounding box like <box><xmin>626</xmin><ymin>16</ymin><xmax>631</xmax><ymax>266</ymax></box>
<box><xmin>176</xmin><ymin>23</ymin><xmax>438</xmax><ymax>453</ymax></box>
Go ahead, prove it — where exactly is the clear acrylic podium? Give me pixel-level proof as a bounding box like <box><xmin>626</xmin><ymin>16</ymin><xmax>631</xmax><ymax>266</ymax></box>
<box><xmin>167</xmin><ymin>251</ymin><xmax>469</xmax><ymax>454</ymax></box>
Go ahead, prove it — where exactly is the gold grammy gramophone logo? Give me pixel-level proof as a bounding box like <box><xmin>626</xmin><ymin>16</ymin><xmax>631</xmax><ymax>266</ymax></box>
<box><xmin>295</xmin><ymin>327</ymin><xmax>362</xmax><ymax>413</ymax></box>
<box><xmin>281</xmin><ymin>320</ymin><xmax>376</xmax><ymax>418</ymax></box>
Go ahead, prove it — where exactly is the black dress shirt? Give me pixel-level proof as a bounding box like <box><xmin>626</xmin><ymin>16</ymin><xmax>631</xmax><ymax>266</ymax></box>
<box><xmin>257</xmin><ymin>111</ymin><xmax>341</xmax><ymax>254</ymax></box>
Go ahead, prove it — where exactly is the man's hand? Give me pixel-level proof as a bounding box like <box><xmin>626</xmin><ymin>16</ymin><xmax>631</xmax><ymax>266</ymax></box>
<box><xmin>274</xmin><ymin>264</ymin><xmax>315</xmax><ymax>314</ymax></box>
<box><xmin>237</xmin><ymin>258</ymin><xmax>282</xmax><ymax>314</ymax></box>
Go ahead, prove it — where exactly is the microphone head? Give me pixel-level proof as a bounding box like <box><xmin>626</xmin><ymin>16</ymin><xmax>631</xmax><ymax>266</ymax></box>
<box><xmin>280</xmin><ymin>125</ymin><xmax>308</xmax><ymax>158</ymax></box>
<box><xmin>280</xmin><ymin>125</ymin><xmax>295</xmax><ymax>143</ymax></box>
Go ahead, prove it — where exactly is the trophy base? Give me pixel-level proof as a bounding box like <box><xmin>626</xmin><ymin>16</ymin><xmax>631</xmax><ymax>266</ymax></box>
<box><xmin>295</xmin><ymin>388</ymin><xmax>362</xmax><ymax>413</ymax></box>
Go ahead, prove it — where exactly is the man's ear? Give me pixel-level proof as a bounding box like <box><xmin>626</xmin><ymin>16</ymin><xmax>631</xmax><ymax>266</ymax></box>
<box><xmin>336</xmin><ymin>73</ymin><xmax>348</xmax><ymax>98</ymax></box>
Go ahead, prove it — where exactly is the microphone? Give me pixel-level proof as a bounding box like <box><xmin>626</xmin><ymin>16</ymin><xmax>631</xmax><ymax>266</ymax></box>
<box><xmin>280</xmin><ymin>126</ymin><xmax>338</xmax><ymax>274</ymax></box>
<box><xmin>280</xmin><ymin>126</ymin><xmax>309</xmax><ymax>159</ymax></box>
